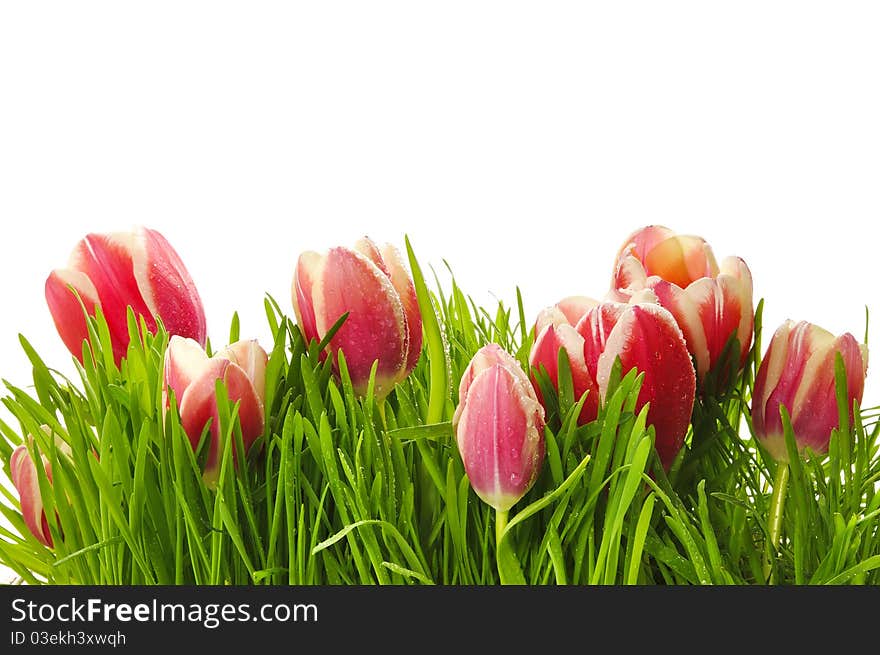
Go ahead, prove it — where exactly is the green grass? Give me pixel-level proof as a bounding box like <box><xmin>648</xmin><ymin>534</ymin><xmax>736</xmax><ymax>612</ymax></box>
<box><xmin>1</xmin><ymin>241</ymin><xmax>878</xmax><ymax>585</ymax></box>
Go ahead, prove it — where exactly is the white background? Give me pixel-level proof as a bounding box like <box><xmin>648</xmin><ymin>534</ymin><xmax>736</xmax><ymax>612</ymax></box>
<box><xmin>1</xmin><ymin>2</ymin><xmax>879</xmax><ymax>580</ymax></box>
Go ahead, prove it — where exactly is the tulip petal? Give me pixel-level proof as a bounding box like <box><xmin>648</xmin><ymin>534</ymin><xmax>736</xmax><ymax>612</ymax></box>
<box><xmin>313</xmin><ymin>247</ymin><xmax>408</xmax><ymax>398</ymax></box>
<box><xmin>454</xmin><ymin>364</ymin><xmax>545</xmax><ymax>512</ymax></box>
<box><xmin>575</xmin><ymin>302</ymin><xmax>629</xmax><ymax>382</ymax></box>
<box><xmin>45</xmin><ymin>268</ymin><xmax>101</xmax><ymax>363</ymax></box>
<box><xmin>556</xmin><ymin>296</ymin><xmax>599</xmax><ymax>327</ymax></box>
<box><xmin>529</xmin><ymin>323</ymin><xmax>598</xmax><ymax>424</ymax></box>
<box><xmin>763</xmin><ymin>322</ymin><xmax>827</xmax><ymax>435</ymax></box>
<box><xmin>644</xmin><ymin>235</ymin><xmax>719</xmax><ymax>290</ymax></box>
<box><xmin>380</xmin><ymin>243</ymin><xmax>423</xmax><ymax>376</ymax></box>
<box><xmin>610</xmin><ymin>255</ymin><xmax>649</xmax><ymax>301</ymax></box>
<box><xmin>133</xmin><ymin>226</ymin><xmax>208</xmax><ymax>347</ymax></box>
<box><xmin>651</xmin><ymin>279</ymin><xmax>710</xmax><ymax>378</ymax></box>
<box><xmin>291</xmin><ymin>251</ymin><xmax>323</xmax><ymax>345</ymax></box>
<box><xmin>222</xmin><ymin>362</ymin><xmax>266</xmax><ymax>460</ymax></box>
<box><xmin>10</xmin><ymin>445</ymin><xmax>52</xmax><ymax>548</ymax></box>
<box><xmin>353</xmin><ymin>236</ymin><xmax>391</xmax><ymax>277</ymax></box>
<box><xmin>622</xmin><ymin>225</ymin><xmax>677</xmax><ymax>263</ymax></box>
<box><xmin>177</xmin><ymin>358</ymin><xmax>232</xmax><ymax>462</ymax></box>
<box><xmin>455</xmin><ymin>343</ymin><xmax>529</xmax><ymax>420</ymax></box>
<box><xmin>69</xmin><ymin>231</ymin><xmax>155</xmax><ymax>354</ymax></box>
<box><xmin>751</xmin><ymin>320</ymin><xmax>794</xmax><ymax>451</ymax></box>
<box><xmin>789</xmin><ymin>331</ymin><xmax>865</xmax><ymax>454</ymax></box>
<box><xmin>164</xmin><ymin>335</ymin><xmax>212</xmax><ymax>404</ymax></box>
<box><xmin>216</xmin><ymin>339</ymin><xmax>269</xmax><ymax>404</ymax></box>
<box><xmin>719</xmin><ymin>256</ymin><xmax>754</xmax><ymax>367</ymax></box>
<box><xmin>596</xmin><ymin>303</ymin><xmax>696</xmax><ymax>469</ymax></box>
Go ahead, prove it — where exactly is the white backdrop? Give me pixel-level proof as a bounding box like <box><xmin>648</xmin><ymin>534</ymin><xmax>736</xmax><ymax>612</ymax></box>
<box><xmin>1</xmin><ymin>2</ymin><xmax>879</xmax><ymax>579</ymax></box>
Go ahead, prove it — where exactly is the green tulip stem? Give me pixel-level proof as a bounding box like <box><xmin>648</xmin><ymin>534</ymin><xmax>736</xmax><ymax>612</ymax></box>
<box><xmin>495</xmin><ymin>508</ymin><xmax>509</xmax><ymax>557</ymax></box>
<box><xmin>764</xmin><ymin>462</ymin><xmax>790</xmax><ymax>584</ymax></box>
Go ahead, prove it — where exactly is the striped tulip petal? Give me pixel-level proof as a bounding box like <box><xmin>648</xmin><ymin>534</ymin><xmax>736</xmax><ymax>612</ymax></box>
<box><xmin>44</xmin><ymin>268</ymin><xmax>101</xmax><ymax>362</ymax></box>
<box><xmin>380</xmin><ymin>243</ymin><xmax>423</xmax><ymax>376</ymax></box>
<box><xmin>575</xmin><ymin>302</ymin><xmax>629</xmax><ymax>381</ymax></box>
<box><xmin>9</xmin><ymin>432</ymin><xmax>71</xmax><ymax>548</ymax></box>
<box><xmin>291</xmin><ymin>251</ymin><xmax>323</xmax><ymax>345</ymax></box>
<box><xmin>164</xmin><ymin>335</ymin><xmax>268</xmax><ymax>482</ymax></box>
<box><xmin>752</xmin><ymin>320</ymin><xmax>868</xmax><ymax>462</ymax></box>
<box><xmin>595</xmin><ymin>303</ymin><xmax>696</xmax><ymax>469</ymax></box>
<box><xmin>133</xmin><ymin>227</ymin><xmax>207</xmax><ymax>348</ymax></box>
<box><xmin>45</xmin><ymin>226</ymin><xmax>206</xmax><ymax>364</ymax></box>
<box><xmin>314</xmin><ymin>247</ymin><xmax>408</xmax><ymax>398</ymax></box>
<box><xmin>10</xmin><ymin>445</ymin><xmax>54</xmax><ymax>548</ymax></box>
<box><xmin>292</xmin><ymin>237</ymin><xmax>423</xmax><ymax>400</ymax></box>
<box><xmin>529</xmin><ymin>320</ymin><xmax>598</xmax><ymax>425</ymax></box>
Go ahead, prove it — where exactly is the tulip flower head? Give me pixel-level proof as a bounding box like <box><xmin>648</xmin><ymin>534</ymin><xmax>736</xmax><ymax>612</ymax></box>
<box><xmin>163</xmin><ymin>336</ymin><xmax>268</xmax><ymax>483</ymax></box>
<box><xmin>529</xmin><ymin>297</ymin><xmax>600</xmax><ymax>425</ymax></box>
<box><xmin>45</xmin><ymin>226</ymin><xmax>207</xmax><ymax>365</ymax></box>
<box><xmin>10</xmin><ymin>430</ymin><xmax>72</xmax><ymax>548</ymax></box>
<box><xmin>575</xmin><ymin>299</ymin><xmax>696</xmax><ymax>469</ymax></box>
<box><xmin>751</xmin><ymin>320</ymin><xmax>868</xmax><ymax>462</ymax></box>
<box><xmin>454</xmin><ymin>344</ymin><xmax>546</xmax><ymax>512</ymax></box>
<box><xmin>611</xmin><ymin>225</ymin><xmax>753</xmax><ymax>392</ymax></box>
<box><xmin>291</xmin><ymin>237</ymin><xmax>423</xmax><ymax>400</ymax></box>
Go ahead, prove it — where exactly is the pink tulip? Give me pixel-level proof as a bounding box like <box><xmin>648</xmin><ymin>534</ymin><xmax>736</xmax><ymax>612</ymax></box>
<box><xmin>45</xmin><ymin>226</ymin><xmax>207</xmax><ymax>365</ymax></box>
<box><xmin>575</xmin><ymin>300</ymin><xmax>696</xmax><ymax>469</ymax></box>
<box><xmin>453</xmin><ymin>344</ymin><xmax>546</xmax><ymax>512</ymax></box>
<box><xmin>751</xmin><ymin>320</ymin><xmax>868</xmax><ymax>462</ymax></box>
<box><xmin>10</xmin><ymin>432</ymin><xmax>71</xmax><ymax>548</ymax></box>
<box><xmin>291</xmin><ymin>236</ymin><xmax>422</xmax><ymax>400</ymax></box>
<box><xmin>163</xmin><ymin>336</ymin><xmax>268</xmax><ymax>481</ymax></box>
<box><xmin>611</xmin><ymin>226</ymin><xmax>753</xmax><ymax>389</ymax></box>
<box><xmin>529</xmin><ymin>299</ymin><xmax>600</xmax><ymax>425</ymax></box>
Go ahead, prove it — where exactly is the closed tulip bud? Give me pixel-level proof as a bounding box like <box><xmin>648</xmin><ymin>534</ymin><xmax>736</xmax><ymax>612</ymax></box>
<box><xmin>163</xmin><ymin>335</ymin><xmax>268</xmax><ymax>482</ymax></box>
<box><xmin>751</xmin><ymin>320</ymin><xmax>868</xmax><ymax>462</ymax></box>
<box><xmin>529</xmin><ymin>302</ymin><xmax>600</xmax><ymax>425</ymax></box>
<box><xmin>576</xmin><ymin>300</ymin><xmax>696</xmax><ymax>469</ymax></box>
<box><xmin>45</xmin><ymin>226</ymin><xmax>207</xmax><ymax>365</ymax></box>
<box><xmin>453</xmin><ymin>344</ymin><xmax>546</xmax><ymax>512</ymax></box>
<box><xmin>10</xmin><ymin>431</ymin><xmax>71</xmax><ymax>548</ymax></box>
<box><xmin>291</xmin><ymin>236</ymin><xmax>422</xmax><ymax>400</ymax></box>
<box><xmin>611</xmin><ymin>226</ymin><xmax>753</xmax><ymax>391</ymax></box>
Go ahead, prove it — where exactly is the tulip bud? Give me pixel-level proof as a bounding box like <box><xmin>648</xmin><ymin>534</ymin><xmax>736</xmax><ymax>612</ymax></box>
<box><xmin>163</xmin><ymin>335</ymin><xmax>268</xmax><ymax>482</ymax></box>
<box><xmin>45</xmin><ymin>226</ymin><xmax>207</xmax><ymax>364</ymax></box>
<box><xmin>751</xmin><ymin>320</ymin><xmax>868</xmax><ymax>462</ymax></box>
<box><xmin>453</xmin><ymin>344</ymin><xmax>546</xmax><ymax>512</ymax></box>
<box><xmin>529</xmin><ymin>303</ymin><xmax>599</xmax><ymax>425</ymax></box>
<box><xmin>611</xmin><ymin>226</ymin><xmax>753</xmax><ymax>391</ymax></box>
<box><xmin>576</xmin><ymin>301</ymin><xmax>696</xmax><ymax>469</ymax></box>
<box><xmin>10</xmin><ymin>431</ymin><xmax>71</xmax><ymax>548</ymax></box>
<box><xmin>291</xmin><ymin>236</ymin><xmax>422</xmax><ymax>399</ymax></box>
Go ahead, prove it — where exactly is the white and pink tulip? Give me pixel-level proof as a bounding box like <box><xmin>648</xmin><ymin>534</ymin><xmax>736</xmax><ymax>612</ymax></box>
<box><xmin>45</xmin><ymin>226</ymin><xmax>207</xmax><ymax>364</ymax></box>
<box><xmin>163</xmin><ymin>336</ymin><xmax>268</xmax><ymax>482</ymax></box>
<box><xmin>610</xmin><ymin>225</ymin><xmax>754</xmax><ymax>390</ymax></box>
<box><xmin>10</xmin><ymin>432</ymin><xmax>72</xmax><ymax>548</ymax></box>
<box><xmin>751</xmin><ymin>320</ymin><xmax>868</xmax><ymax>462</ymax></box>
<box><xmin>292</xmin><ymin>237</ymin><xmax>422</xmax><ymax>400</ymax></box>
<box><xmin>578</xmin><ymin>301</ymin><xmax>696</xmax><ymax>469</ymax></box>
<box><xmin>529</xmin><ymin>301</ymin><xmax>600</xmax><ymax>425</ymax></box>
